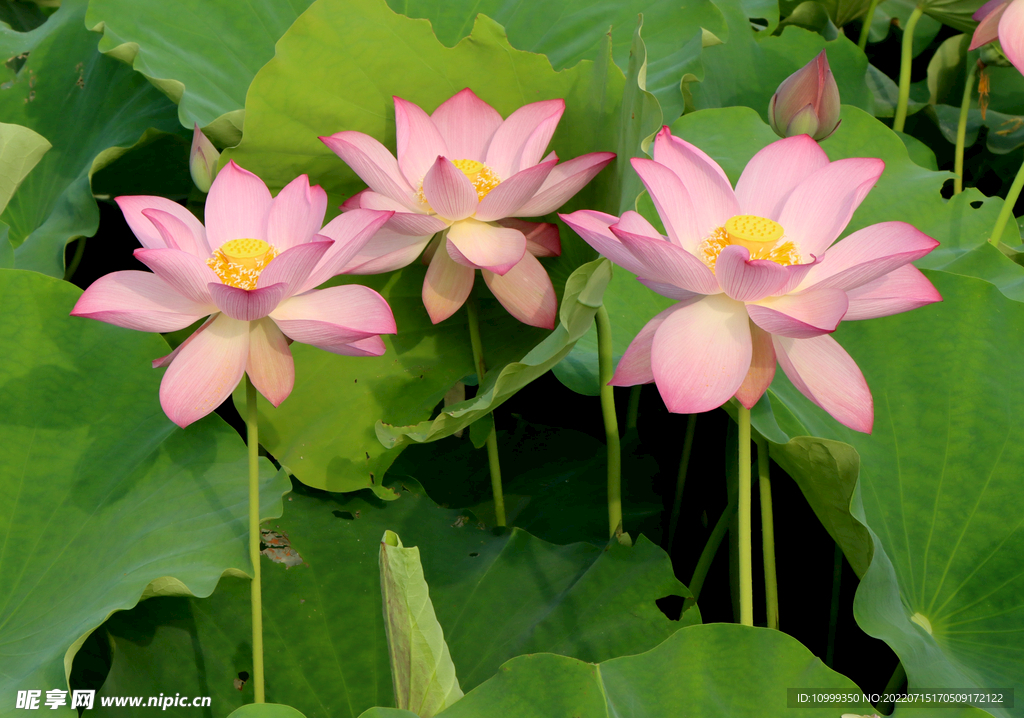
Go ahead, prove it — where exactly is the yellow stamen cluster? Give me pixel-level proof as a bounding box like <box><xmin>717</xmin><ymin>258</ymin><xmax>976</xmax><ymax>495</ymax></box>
<box><xmin>416</xmin><ymin>158</ymin><xmax>502</xmax><ymax>208</ymax></box>
<box><xmin>207</xmin><ymin>238</ymin><xmax>277</xmax><ymax>290</ymax></box>
<box><xmin>698</xmin><ymin>215</ymin><xmax>800</xmax><ymax>272</ymax></box>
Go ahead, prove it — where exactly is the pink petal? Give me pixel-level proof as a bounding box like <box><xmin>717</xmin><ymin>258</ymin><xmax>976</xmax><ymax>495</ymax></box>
<box><xmin>616</xmin><ymin>210</ymin><xmax>664</xmax><ymax>239</ymax></box>
<box><xmin>734</xmin><ymin>135</ymin><xmax>830</xmax><ymax>219</ymax></box>
<box><xmin>637</xmin><ymin>278</ymin><xmax>702</xmax><ymax>301</ymax></box>
<box><xmin>153</xmin><ymin>316</ymin><xmax>214</xmax><ymax>369</ymax></box>
<box><xmin>446</xmin><ymin>218</ymin><xmax>526</xmax><ymax>275</ymax></box>
<box><xmin>747</xmin><ymin>287</ymin><xmax>849</xmax><ymax>338</ymax></box>
<box><xmin>329</xmin><ymin>335</ymin><xmax>387</xmax><ymax>357</ymax></box>
<box><xmin>715</xmin><ymin>245</ymin><xmax>790</xmax><ymax>301</ymax></box>
<box><xmin>611</xmin><ymin>224</ymin><xmax>719</xmax><ymax>294</ymax></box>
<box><xmin>320</xmin><ymin>132</ymin><xmax>419</xmax><ymax>210</ymax></box>
<box><xmin>141</xmin><ymin>208</ymin><xmax>208</xmax><ymax>257</ymax></box>
<box><xmin>970</xmin><ymin>0</ymin><xmax>1008</xmax><ymax>47</ymax></box>
<box><xmin>341</xmin><ymin>188</ymin><xmax>369</xmax><ymax>212</ymax></box>
<box><xmin>342</xmin><ymin>228</ymin><xmax>433</xmax><ymax>275</ymax></box>
<box><xmin>431</xmin><ymin>88</ymin><xmax>503</xmax><ymax>163</ymax></box>
<box><xmin>204</xmin><ymin>161</ymin><xmax>273</xmax><ymax>249</ymax></box>
<box><xmin>422</xmin><ymin>241</ymin><xmax>475</xmax><ymax>323</ymax></box>
<box><xmin>247</xmin><ymin>318</ymin><xmax>294</xmax><ymax>407</ymax></box>
<box><xmin>422</xmin><ymin>156</ymin><xmax>478</xmax><ymax>221</ymax></box>
<box><xmin>799</xmin><ymin>221</ymin><xmax>939</xmax><ymax>292</ymax></box>
<box><xmin>159</xmin><ymin>313</ymin><xmax>249</xmax><ymax>428</ymax></box>
<box><xmin>395</xmin><ymin>96</ymin><xmax>450</xmax><ymax>188</ymax></box>
<box><xmin>609</xmin><ymin>304</ymin><xmax>684</xmax><ymax>386</ymax></box>
<box><xmin>775</xmin><ymin>257</ymin><xmax>822</xmax><ymax>296</ymax></box>
<box><xmin>514</xmin><ymin>152</ymin><xmax>616</xmax><ymax>216</ymax></box>
<box><xmin>843</xmin><ymin>264</ymin><xmax>942</xmax><ymax>320</ymax></box>
<box><xmin>360</xmin><ymin>191</ymin><xmax>447</xmax><ymax>236</ymax></box>
<box><xmin>559</xmin><ymin>210</ymin><xmax>652</xmax><ymax>276</ymax></box>
<box><xmin>71</xmin><ymin>271</ymin><xmax>211</xmax><ymax>332</ymax></box>
<box><xmin>481</xmin><ymin>252</ymin><xmax>557</xmax><ymax>329</ymax></box>
<box><xmin>631</xmin><ymin>158</ymin><xmax>704</xmax><ymax>252</ymax></box>
<box><xmin>270</xmin><ymin>285</ymin><xmax>396</xmax><ymax>348</ymax></box>
<box><xmin>651</xmin><ymin>128</ymin><xmax>739</xmax><ymax>237</ymax></box>
<box><xmin>650</xmin><ymin>293</ymin><xmax>752</xmax><ymax>413</ymax></box>
<box><xmin>498</xmin><ymin>218</ymin><xmax>561</xmax><ymax>257</ymax></box>
<box><xmin>116</xmin><ymin>196</ymin><xmax>208</xmax><ymax>252</ymax></box>
<box><xmin>485</xmin><ymin>99</ymin><xmax>564</xmax><ymax>180</ymax></box>
<box><xmin>734</xmin><ymin>322</ymin><xmax>776</xmax><ymax>408</ymax></box>
<box><xmin>133</xmin><ymin>248</ymin><xmax>219</xmax><ymax>306</ymax></box>
<box><xmin>475</xmin><ymin>158</ymin><xmax>557</xmax><ymax>222</ymax></box>
<box><xmin>772</xmin><ymin>334</ymin><xmax>873</xmax><ymax>433</ymax></box>
<box><xmin>209</xmin><ymin>282</ymin><xmax>289</xmax><ymax>321</ymax></box>
<box><xmin>256</xmin><ymin>239</ymin><xmax>333</xmax><ymax>297</ymax></box>
<box><xmin>298</xmin><ymin>208</ymin><xmax>394</xmax><ymax>291</ymax></box>
<box><xmin>266</xmin><ymin>175</ymin><xmax>328</xmax><ymax>251</ymax></box>
<box><xmin>999</xmin><ymin>0</ymin><xmax>1024</xmax><ymax>75</ymax></box>
<box><xmin>777</xmin><ymin>157</ymin><xmax>885</xmax><ymax>260</ymax></box>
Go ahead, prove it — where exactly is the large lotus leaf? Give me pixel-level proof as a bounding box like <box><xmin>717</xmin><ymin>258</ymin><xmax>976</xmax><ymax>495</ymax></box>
<box><xmin>747</xmin><ymin>272</ymin><xmax>1024</xmax><ymax>716</ymax></box>
<box><xmin>0</xmin><ymin>122</ymin><xmax>49</xmax><ymax>212</ymax></box>
<box><xmin>412</xmin><ymin>624</ymin><xmax>873</xmax><ymax>717</ymax></box>
<box><xmin>0</xmin><ymin>0</ymin><xmax>183</xmax><ymax>278</ymax></box>
<box><xmin>94</xmin><ymin>480</ymin><xmax>696</xmax><ymax>718</ymax></box>
<box><xmin>385</xmin><ymin>0</ymin><xmax>731</xmax><ymax>122</ymax></box>
<box><xmin>0</xmin><ymin>269</ymin><xmax>288</xmax><ymax>717</ymax></box>
<box><xmin>555</xmin><ymin>105</ymin><xmax>1024</xmax><ymax>396</ymax></box>
<box><xmin>84</xmin><ymin>0</ymin><xmax>315</xmax><ymax>144</ymax></box>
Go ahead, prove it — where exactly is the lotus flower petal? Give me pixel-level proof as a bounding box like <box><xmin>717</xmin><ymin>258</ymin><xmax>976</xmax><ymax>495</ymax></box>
<box><xmin>422</xmin><ymin>239</ymin><xmax>476</xmax><ymax>323</ymax></box>
<box><xmin>498</xmin><ymin>218</ymin><xmax>561</xmax><ymax>257</ymax></box>
<box><xmin>734</xmin><ymin>322</ymin><xmax>776</xmax><ymax>408</ymax></box>
<box><xmin>71</xmin><ymin>271</ymin><xmax>212</xmax><ymax>332</ymax></box>
<box><xmin>299</xmin><ymin>209</ymin><xmax>394</xmax><ymax>291</ymax></box>
<box><xmin>514</xmin><ymin>152</ymin><xmax>616</xmax><ymax>216</ymax></box>
<box><xmin>747</xmin><ymin>287</ymin><xmax>849</xmax><ymax>338</ymax></box>
<box><xmin>395</xmin><ymin>96</ymin><xmax>450</xmax><ymax>188</ymax></box>
<box><xmin>205</xmin><ymin>161</ymin><xmax>273</xmax><ymax>249</ymax></box>
<box><xmin>652</xmin><ymin>128</ymin><xmax>739</xmax><ymax>237</ymax></box>
<box><xmin>209</xmin><ymin>282</ymin><xmax>289</xmax><ymax>321</ymax></box>
<box><xmin>773</xmin><ymin>333</ymin><xmax>873</xmax><ymax>433</ymax></box>
<box><xmin>715</xmin><ymin>245</ymin><xmax>790</xmax><ymax>301</ymax></box>
<box><xmin>431</xmin><ymin>88</ymin><xmax>503</xmax><ymax>162</ymax></box>
<box><xmin>133</xmin><ymin>247</ymin><xmax>219</xmax><ymax>307</ymax></box>
<box><xmin>422</xmin><ymin>156</ymin><xmax>478</xmax><ymax>221</ymax></box>
<box><xmin>485</xmin><ymin>99</ymin><xmax>564</xmax><ymax>179</ymax></box>
<box><xmin>117</xmin><ymin>196</ymin><xmax>209</xmax><ymax>253</ymax></box>
<box><xmin>631</xmin><ymin>158</ymin><xmax>703</xmax><ymax>251</ymax></box>
<box><xmin>321</xmin><ymin>131</ymin><xmax>419</xmax><ymax>210</ymax></box>
<box><xmin>159</xmin><ymin>313</ymin><xmax>250</xmax><ymax>428</ymax></box>
<box><xmin>446</xmin><ymin>218</ymin><xmax>525</xmax><ymax>275</ymax></box>
<box><xmin>560</xmin><ymin>210</ymin><xmax>652</xmax><ymax>277</ymax></box>
<box><xmin>482</xmin><ymin>252</ymin><xmax>557</xmax><ymax>329</ymax></box>
<box><xmin>610</xmin><ymin>304</ymin><xmax>686</xmax><ymax>386</ymax></box>
<box><xmin>271</xmin><ymin>285</ymin><xmax>396</xmax><ymax>348</ymax></box>
<box><xmin>267</xmin><ymin>175</ymin><xmax>328</xmax><ymax>251</ymax></box>
<box><xmin>843</xmin><ymin>264</ymin><xmax>942</xmax><ymax>320</ymax></box>
<box><xmin>247</xmin><ymin>318</ymin><xmax>294</xmax><ymax>407</ymax></box>
<box><xmin>651</xmin><ymin>293</ymin><xmax>752</xmax><ymax>413</ymax></box>
<box><xmin>611</xmin><ymin>224</ymin><xmax>719</xmax><ymax>294</ymax></box>
<box><xmin>475</xmin><ymin>158</ymin><xmax>557</xmax><ymax>222</ymax></box>
<box><xmin>734</xmin><ymin>135</ymin><xmax>829</xmax><ymax>219</ymax></box>
<box><xmin>256</xmin><ymin>239</ymin><xmax>334</xmax><ymax>297</ymax></box>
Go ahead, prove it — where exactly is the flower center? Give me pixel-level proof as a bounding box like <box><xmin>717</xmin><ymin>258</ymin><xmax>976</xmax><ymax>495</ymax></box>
<box><xmin>416</xmin><ymin>158</ymin><xmax>501</xmax><ymax>209</ymax></box>
<box><xmin>699</xmin><ymin>214</ymin><xmax>800</xmax><ymax>271</ymax></box>
<box><xmin>206</xmin><ymin>238</ymin><xmax>278</xmax><ymax>290</ymax></box>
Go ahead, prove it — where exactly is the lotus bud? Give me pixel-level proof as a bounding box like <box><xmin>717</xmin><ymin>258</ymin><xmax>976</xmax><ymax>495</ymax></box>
<box><xmin>189</xmin><ymin>124</ymin><xmax>220</xmax><ymax>193</ymax></box>
<box><xmin>768</xmin><ymin>50</ymin><xmax>841</xmax><ymax>141</ymax></box>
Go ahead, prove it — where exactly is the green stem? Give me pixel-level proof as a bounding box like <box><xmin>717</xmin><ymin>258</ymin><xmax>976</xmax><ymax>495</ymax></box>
<box><xmin>245</xmin><ymin>376</ymin><xmax>265</xmax><ymax>703</ymax></box>
<box><xmin>689</xmin><ymin>499</ymin><xmax>737</xmax><ymax>600</ymax></box>
<box><xmin>826</xmin><ymin>542</ymin><xmax>843</xmax><ymax>667</ymax></box>
<box><xmin>466</xmin><ymin>291</ymin><xmax>505</xmax><ymax>527</ymax></box>
<box><xmin>756</xmin><ymin>436</ymin><xmax>778</xmax><ymax>630</ymax></box>
<box><xmin>596</xmin><ymin>306</ymin><xmax>622</xmax><ymax>538</ymax></box>
<box><xmin>858</xmin><ymin>0</ymin><xmax>882</xmax><ymax>50</ymax></box>
<box><xmin>893</xmin><ymin>6</ymin><xmax>924</xmax><ymax>133</ymax></box>
<box><xmin>626</xmin><ymin>386</ymin><xmax>641</xmax><ymax>432</ymax></box>
<box><xmin>667</xmin><ymin>415</ymin><xmax>697</xmax><ymax>550</ymax></box>
<box><xmin>737</xmin><ymin>405</ymin><xmax>753</xmax><ymax>627</ymax></box>
<box><xmin>954</xmin><ymin>61</ymin><xmax>979</xmax><ymax>195</ymax></box>
<box><xmin>63</xmin><ymin>237</ymin><xmax>87</xmax><ymax>282</ymax></box>
<box><xmin>990</xmin><ymin>153</ymin><xmax>1024</xmax><ymax>247</ymax></box>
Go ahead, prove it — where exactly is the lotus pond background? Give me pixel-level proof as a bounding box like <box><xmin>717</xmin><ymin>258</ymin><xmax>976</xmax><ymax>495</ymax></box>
<box><xmin>1</xmin><ymin>0</ymin><xmax>1023</xmax><ymax>715</ymax></box>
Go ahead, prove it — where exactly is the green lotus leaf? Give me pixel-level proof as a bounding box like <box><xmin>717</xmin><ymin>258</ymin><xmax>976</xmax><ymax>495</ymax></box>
<box><xmin>94</xmin><ymin>480</ymin><xmax>696</xmax><ymax>718</ymax></box>
<box><xmin>0</xmin><ymin>122</ymin><xmax>49</xmax><ymax>213</ymax></box>
<box><xmin>432</xmin><ymin>624</ymin><xmax>872</xmax><ymax>717</ymax></box>
<box><xmin>84</xmin><ymin>0</ymin><xmax>316</xmax><ymax>144</ymax></box>
<box><xmin>386</xmin><ymin>0</ymin><xmax>732</xmax><ymax>122</ymax></box>
<box><xmin>0</xmin><ymin>0</ymin><xmax>182</xmax><ymax>278</ymax></box>
<box><xmin>0</xmin><ymin>269</ymin><xmax>288</xmax><ymax>717</ymax></box>
<box><xmin>227</xmin><ymin>706</ymin><xmax>308</xmax><ymax>718</ymax></box>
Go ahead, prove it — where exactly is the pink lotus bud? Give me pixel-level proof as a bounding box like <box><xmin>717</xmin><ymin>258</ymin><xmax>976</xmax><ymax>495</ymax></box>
<box><xmin>189</xmin><ymin>124</ymin><xmax>220</xmax><ymax>193</ymax></box>
<box><xmin>768</xmin><ymin>50</ymin><xmax>841</xmax><ymax>141</ymax></box>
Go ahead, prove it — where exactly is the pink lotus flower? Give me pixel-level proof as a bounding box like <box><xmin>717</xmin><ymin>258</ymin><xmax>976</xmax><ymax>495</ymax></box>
<box><xmin>971</xmin><ymin>0</ymin><xmax>1024</xmax><ymax>73</ymax></box>
<box><xmin>769</xmin><ymin>50</ymin><xmax>841</xmax><ymax>141</ymax></box>
<box><xmin>561</xmin><ymin>129</ymin><xmax>942</xmax><ymax>433</ymax></box>
<box><xmin>72</xmin><ymin>161</ymin><xmax>397</xmax><ymax>428</ymax></box>
<box><xmin>321</xmin><ymin>89</ymin><xmax>615</xmax><ymax>329</ymax></box>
